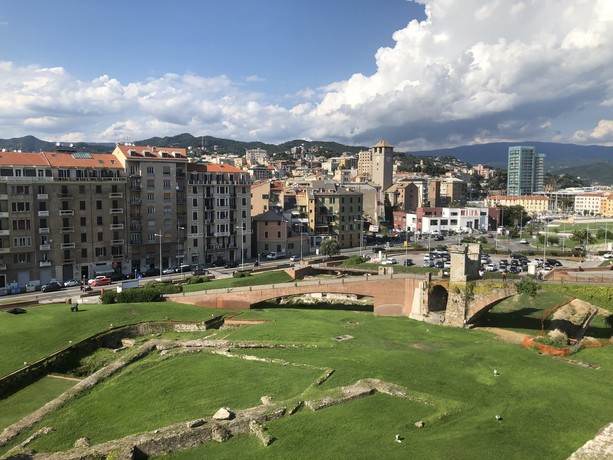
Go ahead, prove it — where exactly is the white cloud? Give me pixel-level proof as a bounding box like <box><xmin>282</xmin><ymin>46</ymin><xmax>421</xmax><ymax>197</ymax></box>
<box><xmin>0</xmin><ymin>0</ymin><xmax>611</xmax><ymax>150</ymax></box>
<box><xmin>572</xmin><ymin>120</ymin><xmax>613</xmax><ymax>145</ymax></box>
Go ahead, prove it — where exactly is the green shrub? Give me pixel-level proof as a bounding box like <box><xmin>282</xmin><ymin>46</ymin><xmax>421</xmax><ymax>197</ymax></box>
<box><xmin>144</xmin><ymin>282</ymin><xmax>182</xmax><ymax>294</ymax></box>
<box><xmin>515</xmin><ymin>277</ymin><xmax>541</xmax><ymax>297</ymax></box>
<box><xmin>100</xmin><ymin>290</ymin><xmax>118</xmax><ymax>304</ymax></box>
<box><xmin>186</xmin><ymin>276</ymin><xmax>209</xmax><ymax>284</ymax></box>
<box><xmin>533</xmin><ymin>334</ymin><xmax>568</xmax><ymax>348</ymax></box>
<box><xmin>116</xmin><ymin>288</ymin><xmax>165</xmax><ymax>303</ymax></box>
<box><xmin>233</xmin><ymin>271</ymin><xmax>251</xmax><ymax>278</ymax></box>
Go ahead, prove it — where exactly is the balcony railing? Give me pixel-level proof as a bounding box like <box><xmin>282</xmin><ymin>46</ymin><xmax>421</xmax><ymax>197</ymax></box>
<box><xmin>109</xmin><ymin>192</ymin><xmax>124</xmax><ymax>199</ymax></box>
<box><xmin>112</xmin><ymin>254</ymin><xmax>124</xmax><ymax>260</ymax></box>
<box><xmin>111</xmin><ymin>239</ymin><xmax>124</xmax><ymax>245</ymax></box>
<box><xmin>39</xmin><ymin>227</ymin><xmax>50</xmax><ymax>234</ymax></box>
<box><xmin>0</xmin><ymin>212</ymin><xmax>8</xmax><ymax>218</ymax></box>
<box><xmin>0</xmin><ymin>248</ymin><xmax>11</xmax><ymax>254</ymax></box>
<box><xmin>63</xmin><ymin>258</ymin><xmax>75</xmax><ymax>264</ymax></box>
<box><xmin>39</xmin><ymin>244</ymin><xmax>51</xmax><ymax>251</ymax></box>
<box><xmin>61</xmin><ymin>243</ymin><xmax>76</xmax><ymax>249</ymax></box>
<box><xmin>58</xmin><ymin>193</ymin><xmax>73</xmax><ymax>199</ymax></box>
<box><xmin>38</xmin><ymin>210</ymin><xmax>49</xmax><ymax>217</ymax></box>
<box><xmin>0</xmin><ymin>230</ymin><xmax>9</xmax><ymax>236</ymax></box>
<box><xmin>109</xmin><ymin>208</ymin><xmax>124</xmax><ymax>214</ymax></box>
<box><xmin>61</xmin><ymin>227</ymin><xmax>74</xmax><ymax>233</ymax></box>
<box><xmin>59</xmin><ymin>209</ymin><xmax>74</xmax><ymax>216</ymax></box>
<box><xmin>0</xmin><ymin>194</ymin><xmax>7</xmax><ymax>200</ymax></box>
<box><xmin>39</xmin><ymin>260</ymin><xmax>52</xmax><ymax>267</ymax></box>
<box><xmin>37</xmin><ymin>193</ymin><xmax>49</xmax><ymax>200</ymax></box>
<box><xmin>0</xmin><ymin>263</ymin><xmax>6</xmax><ymax>270</ymax></box>
<box><xmin>110</xmin><ymin>224</ymin><xmax>124</xmax><ymax>230</ymax></box>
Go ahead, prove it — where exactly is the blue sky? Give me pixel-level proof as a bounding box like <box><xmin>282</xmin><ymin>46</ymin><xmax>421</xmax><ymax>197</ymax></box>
<box><xmin>0</xmin><ymin>0</ymin><xmax>612</xmax><ymax>151</ymax></box>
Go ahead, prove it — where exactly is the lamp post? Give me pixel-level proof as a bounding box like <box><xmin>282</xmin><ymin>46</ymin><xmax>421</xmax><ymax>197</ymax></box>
<box><xmin>154</xmin><ymin>231</ymin><xmax>163</xmax><ymax>282</ymax></box>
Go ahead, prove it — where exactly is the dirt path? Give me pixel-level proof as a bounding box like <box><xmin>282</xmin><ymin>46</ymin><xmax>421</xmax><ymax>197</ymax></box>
<box><xmin>47</xmin><ymin>374</ymin><xmax>83</xmax><ymax>382</ymax></box>
<box><xmin>475</xmin><ymin>327</ymin><xmax>528</xmax><ymax>344</ymax></box>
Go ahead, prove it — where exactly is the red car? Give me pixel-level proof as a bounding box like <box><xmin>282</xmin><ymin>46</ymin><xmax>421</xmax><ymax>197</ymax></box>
<box><xmin>89</xmin><ymin>276</ymin><xmax>112</xmax><ymax>287</ymax></box>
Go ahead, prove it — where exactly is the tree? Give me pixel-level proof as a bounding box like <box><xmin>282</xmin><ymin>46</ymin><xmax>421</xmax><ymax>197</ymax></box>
<box><xmin>516</xmin><ymin>277</ymin><xmax>541</xmax><ymax>297</ymax></box>
<box><xmin>320</xmin><ymin>239</ymin><xmax>341</xmax><ymax>257</ymax></box>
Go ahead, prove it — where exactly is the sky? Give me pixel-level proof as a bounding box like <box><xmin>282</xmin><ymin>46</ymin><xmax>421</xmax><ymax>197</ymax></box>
<box><xmin>0</xmin><ymin>0</ymin><xmax>612</xmax><ymax>152</ymax></box>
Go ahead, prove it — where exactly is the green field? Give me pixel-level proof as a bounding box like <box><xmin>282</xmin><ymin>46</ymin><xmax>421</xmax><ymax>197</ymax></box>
<box><xmin>0</xmin><ymin>291</ymin><xmax>611</xmax><ymax>459</ymax></box>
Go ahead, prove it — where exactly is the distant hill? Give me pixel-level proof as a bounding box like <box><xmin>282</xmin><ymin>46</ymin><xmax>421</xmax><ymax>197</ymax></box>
<box><xmin>411</xmin><ymin>142</ymin><xmax>613</xmax><ymax>170</ymax></box>
<box><xmin>1</xmin><ymin>134</ymin><xmax>611</xmax><ymax>184</ymax></box>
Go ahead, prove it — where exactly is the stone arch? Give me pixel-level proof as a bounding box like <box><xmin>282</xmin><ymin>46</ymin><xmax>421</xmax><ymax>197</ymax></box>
<box><xmin>429</xmin><ymin>285</ymin><xmax>449</xmax><ymax>312</ymax></box>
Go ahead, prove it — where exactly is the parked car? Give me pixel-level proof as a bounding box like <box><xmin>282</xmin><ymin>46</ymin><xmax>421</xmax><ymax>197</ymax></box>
<box><xmin>404</xmin><ymin>258</ymin><xmax>415</xmax><ymax>266</ymax></box>
<box><xmin>372</xmin><ymin>246</ymin><xmax>386</xmax><ymax>253</ymax></box>
<box><xmin>224</xmin><ymin>261</ymin><xmax>239</xmax><ymax>268</ymax></box>
<box><xmin>63</xmin><ymin>279</ymin><xmax>82</xmax><ymax>288</ymax></box>
<box><xmin>90</xmin><ymin>276</ymin><xmax>111</xmax><ymax>287</ymax></box>
<box><xmin>162</xmin><ymin>267</ymin><xmax>176</xmax><ymax>275</ymax></box>
<box><xmin>380</xmin><ymin>258</ymin><xmax>398</xmax><ymax>265</ymax></box>
<box><xmin>41</xmin><ymin>281</ymin><xmax>64</xmax><ymax>293</ymax></box>
<box><xmin>143</xmin><ymin>267</ymin><xmax>160</xmax><ymax>277</ymax></box>
<box><xmin>603</xmin><ymin>252</ymin><xmax>613</xmax><ymax>259</ymax></box>
<box><xmin>289</xmin><ymin>255</ymin><xmax>301</xmax><ymax>262</ymax></box>
<box><xmin>88</xmin><ymin>275</ymin><xmax>107</xmax><ymax>285</ymax></box>
<box><xmin>508</xmin><ymin>265</ymin><xmax>521</xmax><ymax>274</ymax></box>
<box><xmin>177</xmin><ymin>264</ymin><xmax>192</xmax><ymax>273</ymax></box>
<box><xmin>266</xmin><ymin>252</ymin><xmax>278</xmax><ymax>260</ymax></box>
<box><xmin>433</xmin><ymin>261</ymin><xmax>444</xmax><ymax>269</ymax></box>
<box><xmin>485</xmin><ymin>263</ymin><xmax>497</xmax><ymax>272</ymax></box>
<box><xmin>519</xmin><ymin>239</ymin><xmax>529</xmax><ymax>244</ymax></box>
<box><xmin>211</xmin><ymin>260</ymin><xmax>227</xmax><ymax>267</ymax></box>
<box><xmin>443</xmin><ymin>261</ymin><xmax>452</xmax><ymax>269</ymax></box>
<box><xmin>546</xmin><ymin>258</ymin><xmax>563</xmax><ymax>267</ymax></box>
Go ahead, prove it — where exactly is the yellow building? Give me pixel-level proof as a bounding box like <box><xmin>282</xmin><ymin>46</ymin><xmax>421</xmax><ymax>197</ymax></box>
<box><xmin>485</xmin><ymin>195</ymin><xmax>551</xmax><ymax>215</ymax></box>
<box><xmin>600</xmin><ymin>193</ymin><xmax>613</xmax><ymax>217</ymax></box>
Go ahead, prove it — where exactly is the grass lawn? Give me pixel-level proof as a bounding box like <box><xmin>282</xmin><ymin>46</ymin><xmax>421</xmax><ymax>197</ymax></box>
<box><xmin>1</xmin><ymin>294</ymin><xmax>612</xmax><ymax>459</ymax></box>
<box><xmin>0</xmin><ymin>376</ymin><xmax>75</xmax><ymax>431</ymax></box>
<box><xmin>182</xmin><ymin>271</ymin><xmax>293</xmax><ymax>293</ymax></box>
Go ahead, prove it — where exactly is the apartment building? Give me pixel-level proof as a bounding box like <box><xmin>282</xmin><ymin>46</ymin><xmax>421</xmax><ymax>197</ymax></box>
<box><xmin>112</xmin><ymin>144</ymin><xmax>188</xmax><ymax>274</ymax></box>
<box><xmin>185</xmin><ymin>162</ymin><xmax>251</xmax><ymax>267</ymax></box>
<box><xmin>406</xmin><ymin>207</ymin><xmax>491</xmax><ymax>234</ymax></box>
<box><xmin>252</xmin><ymin>209</ymin><xmax>309</xmax><ymax>260</ymax></box>
<box><xmin>485</xmin><ymin>195</ymin><xmax>551</xmax><ymax>216</ymax></box>
<box><xmin>574</xmin><ymin>193</ymin><xmax>605</xmax><ymax>216</ymax></box>
<box><xmin>506</xmin><ymin>146</ymin><xmax>545</xmax><ymax>196</ymax></box>
<box><xmin>0</xmin><ymin>148</ymin><xmax>127</xmax><ymax>293</ymax></box>
<box><xmin>245</xmin><ymin>148</ymin><xmax>268</xmax><ymax>165</ymax></box>
<box><xmin>305</xmin><ymin>181</ymin><xmax>363</xmax><ymax>249</ymax></box>
<box><xmin>600</xmin><ymin>193</ymin><xmax>613</xmax><ymax>217</ymax></box>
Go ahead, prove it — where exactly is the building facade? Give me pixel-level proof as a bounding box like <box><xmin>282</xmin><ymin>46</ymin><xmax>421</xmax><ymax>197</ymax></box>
<box><xmin>506</xmin><ymin>146</ymin><xmax>545</xmax><ymax>196</ymax></box>
<box><xmin>0</xmin><ymin>148</ymin><xmax>128</xmax><ymax>292</ymax></box>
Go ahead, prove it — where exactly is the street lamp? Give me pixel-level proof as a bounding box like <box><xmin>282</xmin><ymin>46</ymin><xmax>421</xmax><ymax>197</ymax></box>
<box><xmin>177</xmin><ymin>224</ymin><xmax>185</xmax><ymax>268</ymax></box>
<box><xmin>154</xmin><ymin>231</ymin><xmax>163</xmax><ymax>282</ymax></box>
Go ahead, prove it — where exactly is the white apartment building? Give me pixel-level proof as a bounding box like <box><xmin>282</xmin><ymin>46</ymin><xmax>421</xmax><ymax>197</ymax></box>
<box><xmin>574</xmin><ymin>193</ymin><xmax>605</xmax><ymax>216</ymax></box>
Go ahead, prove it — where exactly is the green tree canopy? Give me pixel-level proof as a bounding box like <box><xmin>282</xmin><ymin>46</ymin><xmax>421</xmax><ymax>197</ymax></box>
<box><xmin>320</xmin><ymin>239</ymin><xmax>341</xmax><ymax>257</ymax></box>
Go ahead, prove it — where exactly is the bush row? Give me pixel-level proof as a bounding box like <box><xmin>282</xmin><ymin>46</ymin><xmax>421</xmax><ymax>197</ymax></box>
<box><xmin>100</xmin><ymin>282</ymin><xmax>182</xmax><ymax>304</ymax></box>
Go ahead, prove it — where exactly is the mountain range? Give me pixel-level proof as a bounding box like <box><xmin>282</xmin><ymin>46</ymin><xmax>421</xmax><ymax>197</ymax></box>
<box><xmin>1</xmin><ymin>134</ymin><xmax>612</xmax><ymax>184</ymax></box>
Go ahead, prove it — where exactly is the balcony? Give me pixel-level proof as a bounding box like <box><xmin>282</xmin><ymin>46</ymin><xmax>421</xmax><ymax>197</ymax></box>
<box><xmin>109</xmin><ymin>192</ymin><xmax>124</xmax><ymax>199</ymax></box>
<box><xmin>111</xmin><ymin>239</ymin><xmax>124</xmax><ymax>245</ymax></box>
<box><xmin>0</xmin><ymin>230</ymin><xmax>8</xmax><ymax>236</ymax></box>
<box><xmin>39</xmin><ymin>244</ymin><xmax>51</xmax><ymax>251</ymax></box>
<box><xmin>63</xmin><ymin>258</ymin><xmax>75</xmax><ymax>264</ymax></box>
<box><xmin>0</xmin><ymin>194</ymin><xmax>7</xmax><ymax>200</ymax></box>
<box><xmin>59</xmin><ymin>209</ymin><xmax>74</xmax><ymax>216</ymax></box>
<box><xmin>37</xmin><ymin>193</ymin><xmax>49</xmax><ymax>200</ymax></box>
<box><xmin>110</xmin><ymin>223</ymin><xmax>124</xmax><ymax>230</ymax></box>
<box><xmin>0</xmin><ymin>263</ymin><xmax>6</xmax><ymax>270</ymax></box>
<box><xmin>112</xmin><ymin>254</ymin><xmax>124</xmax><ymax>260</ymax></box>
<box><xmin>0</xmin><ymin>248</ymin><xmax>11</xmax><ymax>254</ymax></box>
<box><xmin>61</xmin><ymin>243</ymin><xmax>76</xmax><ymax>249</ymax></box>
<box><xmin>0</xmin><ymin>212</ymin><xmax>7</xmax><ymax>218</ymax></box>
<box><xmin>129</xmin><ymin>184</ymin><xmax>142</xmax><ymax>191</ymax></box>
<box><xmin>38</xmin><ymin>210</ymin><xmax>49</xmax><ymax>217</ymax></box>
<box><xmin>109</xmin><ymin>208</ymin><xmax>124</xmax><ymax>214</ymax></box>
<box><xmin>57</xmin><ymin>193</ymin><xmax>73</xmax><ymax>199</ymax></box>
<box><xmin>39</xmin><ymin>227</ymin><xmax>50</xmax><ymax>234</ymax></box>
<box><xmin>130</xmin><ymin>214</ymin><xmax>142</xmax><ymax>220</ymax></box>
<box><xmin>61</xmin><ymin>226</ymin><xmax>74</xmax><ymax>233</ymax></box>
<box><xmin>39</xmin><ymin>260</ymin><xmax>52</xmax><ymax>268</ymax></box>
<box><xmin>130</xmin><ymin>200</ymin><xmax>142</xmax><ymax>205</ymax></box>
<box><xmin>214</xmin><ymin>231</ymin><xmax>231</xmax><ymax>237</ymax></box>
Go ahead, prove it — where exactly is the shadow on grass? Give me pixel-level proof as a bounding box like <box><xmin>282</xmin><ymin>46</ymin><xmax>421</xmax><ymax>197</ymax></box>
<box><xmin>477</xmin><ymin>307</ymin><xmax>544</xmax><ymax>332</ymax></box>
<box><xmin>253</xmin><ymin>301</ymin><xmax>374</xmax><ymax>312</ymax></box>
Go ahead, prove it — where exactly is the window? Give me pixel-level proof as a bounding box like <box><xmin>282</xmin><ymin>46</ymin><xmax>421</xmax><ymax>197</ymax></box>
<box><xmin>81</xmin><ymin>233</ymin><xmax>87</xmax><ymax>243</ymax></box>
<box><xmin>80</xmin><ymin>217</ymin><xmax>87</xmax><ymax>226</ymax></box>
<box><xmin>95</xmin><ymin>247</ymin><xmax>107</xmax><ymax>257</ymax></box>
<box><xmin>96</xmin><ymin>200</ymin><xmax>102</xmax><ymax>210</ymax></box>
<box><xmin>11</xmin><ymin>202</ymin><xmax>30</xmax><ymax>212</ymax></box>
<box><xmin>12</xmin><ymin>219</ymin><xmax>31</xmax><ymax>230</ymax></box>
<box><xmin>13</xmin><ymin>237</ymin><xmax>31</xmax><ymax>247</ymax></box>
<box><xmin>95</xmin><ymin>185</ymin><xmax>102</xmax><ymax>193</ymax></box>
<box><xmin>147</xmin><ymin>166</ymin><xmax>155</xmax><ymax>175</ymax></box>
<box><xmin>97</xmin><ymin>216</ymin><xmax>103</xmax><ymax>225</ymax></box>
<box><xmin>13</xmin><ymin>253</ymin><xmax>31</xmax><ymax>264</ymax></box>
<box><xmin>80</xmin><ymin>201</ymin><xmax>86</xmax><ymax>210</ymax></box>
<box><xmin>81</xmin><ymin>248</ymin><xmax>88</xmax><ymax>258</ymax></box>
<box><xmin>277</xmin><ymin>231</ymin><xmax>281</xmax><ymax>238</ymax></box>
<box><xmin>97</xmin><ymin>232</ymin><xmax>103</xmax><ymax>242</ymax></box>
